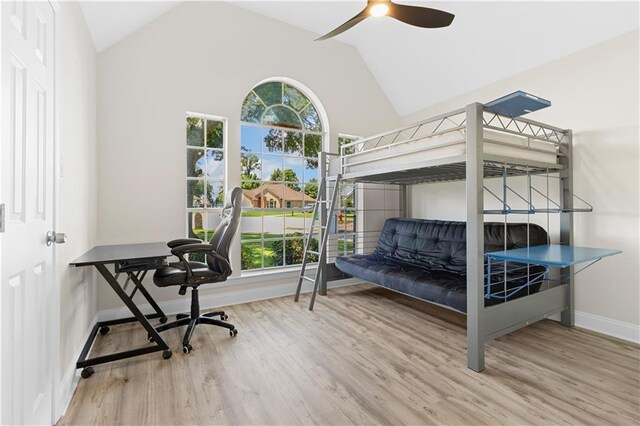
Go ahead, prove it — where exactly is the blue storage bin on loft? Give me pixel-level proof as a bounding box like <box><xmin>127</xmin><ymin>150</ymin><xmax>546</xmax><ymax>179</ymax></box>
<box><xmin>485</xmin><ymin>91</ymin><xmax>551</xmax><ymax>117</ymax></box>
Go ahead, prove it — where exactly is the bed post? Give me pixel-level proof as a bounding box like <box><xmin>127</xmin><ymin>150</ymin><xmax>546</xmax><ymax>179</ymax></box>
<box><xmin>400</xmin><ymin>184</ymin><xmax>408</xmax><ymax>218</ymax></box>
<box><xmin>560</xmin><ymin>130</ymin><xmax>574</xmax><ymax>326</ymax></box>
<box><xmin>466</xmin><ymin>103</ymin><xmax>485</xmax><ymax>372</ymax></box>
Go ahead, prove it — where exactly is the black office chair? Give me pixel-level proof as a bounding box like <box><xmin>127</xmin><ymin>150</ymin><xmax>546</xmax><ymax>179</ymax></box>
<box><xmin>152</xmin><ymin>187</ymin><xmax>243</xmax><ymax>353</ymax></box>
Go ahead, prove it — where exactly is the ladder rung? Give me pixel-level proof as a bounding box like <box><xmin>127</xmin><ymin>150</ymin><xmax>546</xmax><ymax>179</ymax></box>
<box><xmin>301</xmin><ymin>276</ymin><xmax>315</xmax><ymax>282</ymax></box>
<box><xmin>307</xmin><ymin>250</ymin><xmax>319</xmax><ymax>255</ymax></box>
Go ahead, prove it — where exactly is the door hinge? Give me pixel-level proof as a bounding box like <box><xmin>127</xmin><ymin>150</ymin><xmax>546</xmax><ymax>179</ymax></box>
<box><xmin>0</xmin><ymin>203</ymin><xmax>5</xmax><ymax>233</ymax></box>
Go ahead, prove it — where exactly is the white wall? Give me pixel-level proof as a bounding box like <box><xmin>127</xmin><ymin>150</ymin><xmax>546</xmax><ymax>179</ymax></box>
<box><xmin>56</xmin><ymin>0</ymin><xmax>98</xmax><ymax>411</ymax></box>
<box><xmin>96</xmin><ymin>1</ymin><xmax>399</xmax><ymax>310</ymax></box>
<box><xmin>404</xmin><ymin>31</ymin><xmax>639</xmax><ymax>328</ymax></box>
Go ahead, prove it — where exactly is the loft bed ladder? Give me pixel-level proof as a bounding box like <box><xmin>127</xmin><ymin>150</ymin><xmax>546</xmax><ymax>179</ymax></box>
<box><xmin>294</xmin><ymin>174</ymin><xmax>342</xmax><ymax>310</ymax></box>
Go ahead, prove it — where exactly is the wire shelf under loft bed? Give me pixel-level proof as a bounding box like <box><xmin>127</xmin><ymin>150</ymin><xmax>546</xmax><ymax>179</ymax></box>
<box><xmin>338</xmin><ymin>154</ymin><xmax>564</xmax><ymax>185</ymax></box>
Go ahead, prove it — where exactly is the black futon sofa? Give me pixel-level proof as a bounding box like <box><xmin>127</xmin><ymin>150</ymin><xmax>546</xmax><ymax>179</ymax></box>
<box><xmin>335</xmin><ymin>218</ymin><xmax>549</xmax><ymax>313</ymax></box>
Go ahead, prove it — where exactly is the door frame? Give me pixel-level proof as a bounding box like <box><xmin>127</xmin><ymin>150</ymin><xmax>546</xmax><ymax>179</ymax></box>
<box><xmin>0</xmin><ymin>1</ymin><xmax>61</xmax><ymax>424</ymax></box>
<box><xmin>49</xmin><ymin>0</ymin><xmax>61</xmax><ymax>423</ymax></box>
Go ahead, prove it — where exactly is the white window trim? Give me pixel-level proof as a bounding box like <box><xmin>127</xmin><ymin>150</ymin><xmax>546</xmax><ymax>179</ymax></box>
<box><xmin>185</xmin><ymin>112</ymin><xmax>228</xmax><ymax>240</ymax></box>
<box><xmin>239</xmin><ymin>78</ymin><xmax>330</xmax><ymax>274</ymax></box>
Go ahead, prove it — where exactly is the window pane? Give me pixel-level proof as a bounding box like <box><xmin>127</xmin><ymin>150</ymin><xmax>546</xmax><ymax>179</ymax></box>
<box><xmin>284</xmin><ymin>157</ymin><xmax>303</xmax><ymax>185</ymax></box>
<box><xmin>339</xmin><ymin>136</ymin><xmax>356</xmax><ymax>155</ymax></box>
<box><xmin>262</xmin><ymin>155</ymin><xmax>284</xmax><ymax>182</ymax></box>
<box><xmin>187</xmin><ymin>180</ymin><xmax>206</xmax><ymax>208</ymax></box>
<box><xmin>241</xmin><ymin>152</ymin><xmax>262</xmax><ymax>183</ymax></box>
<box><xmin>262</xmin><ymin>128</ymin><xmax>283</xmax><ymax>154</ymax></box>
<box><xmin>187</xmin><ymin>149</ymin><xmax>204</xmax><ymax>177</ymax></box>
<box><xmin>241</xmin><ymin>91</ymin><xmax>265</xmax><ymax>123</ymax></box>
<box><xmin>189</xmin><ymin>211</ymin><xmax>222</xmax><ymax>242</ymax></box>
<box><xmin>187</xmin><ymin>117</ymin><xmax>204</xmax><ymax>146</ymax></box>
<box><xmin>304</xmin><ymin>160</ymin><xmax>318</xmax><ymax>183</ymax></box>
<box><xmin>206</xmin><ymin>120</ymin><xmax>224</xmax><ymax>148</ymax></box>
<box><xmin>285</xmin><ymin>238</ymin><xmax>305</xmax><ymax>266</ymax></box>
<box><xmin>264</xmin><ymin>239</ymin><xmax>284</xmax><ymax>268</ymax></box>
<box><xmin>304</xmin><ymin>134</ymin><xmax>321</xmax><ymax>158</ymax></box>
<box><xmin>253</xmin><ymin>81</ymin><xmax>282</xmax><ymax>106</ymax></box>
<box><xmin>283</xmin><ymin>131</ymin><xmax>303</xmax><ymax>156</ymax></box>
<box><xmin>262</xmin><ymin>186</ymin><xmax>285</xmax><ymax>210</ymax></box>
<box><xmin>300</xmin><ymin>103</ymin><xmax>321</xmax><ymax>131</ymax></box>
<box><xmin>188</xmin><ymin>211</ymin><xmax>206</xmax><ymax>240</ymax></box>
<box><xmin>307</xmin><ymin>235</ymin><xmax>320</xmax><ymax>262</ymax></box>
<box><xmin>205</xmin><ymin>150</ymin><xmax>224</xmax><ymax>180</ymax></box>
<box><xmin>241</xmin><ymin>242</ymin><xmax>263</xmax><ymax>270</ymax></box>
<box><xmin>283</xmin><ymin>84</ymin><xmax>309</xmax><ymax>112</ymax></box>
<box><xmin>241</xmin><ymin>125</ymin><xmax>261</xmax><ymax>152</ymax></box>
<box><xmin>285</xmin><ymin>210</ymin><xmax>305</xmax><ymax>235</ymax></box>
<box><xmin>302</xmin><ymin>183</ymin><xmax>318</xmax><ymax>208</ymax></box>
<box><xmin>262</xmin><ymin>105</ymin><xmax>302</xmax><ymax>130</ymax></box>
<box><xmin>240</xmin><ymin>208</ymin><xmax>262</xmax><ymax>240</ymax></box>
<box><xmin>207</xmin><ymin>180</ymin><xmax>224</xmax><ymax>208</ymax></box>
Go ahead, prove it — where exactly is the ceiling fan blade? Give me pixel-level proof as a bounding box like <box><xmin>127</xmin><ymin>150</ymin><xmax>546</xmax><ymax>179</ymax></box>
<box><xmin>316</xmin><ymin>8</ymin><xmax>369</xmax><ymax>41</ymax></box>
<box><xmin>389</xmin><ymin>2</ymin><xmax>455</xmax><ymax>28</ymax></box>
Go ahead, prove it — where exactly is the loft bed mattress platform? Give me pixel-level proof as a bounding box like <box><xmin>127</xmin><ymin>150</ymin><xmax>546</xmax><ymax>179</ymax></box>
<box><xmin>333</xmin><ymin>107</ymin><xmax>569</xmax><ymax>184</ymax></box>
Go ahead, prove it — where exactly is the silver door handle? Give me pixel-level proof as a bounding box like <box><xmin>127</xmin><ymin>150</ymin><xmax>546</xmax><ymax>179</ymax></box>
<box><xmin>46</xmin><ymin>231</ymin><xmax>67</xmax><ymax>246</ymax></box>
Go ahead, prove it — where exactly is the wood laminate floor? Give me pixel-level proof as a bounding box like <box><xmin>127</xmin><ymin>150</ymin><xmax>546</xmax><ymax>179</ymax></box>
<box><xmin>59</xmin><ymin>285</ymin><xmax>640</xmax><ymax>425</ymax></box>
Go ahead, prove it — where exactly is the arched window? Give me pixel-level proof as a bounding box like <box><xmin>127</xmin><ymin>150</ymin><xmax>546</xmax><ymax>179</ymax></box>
<box><xmin>240</xmin><ymin>80</ymin><xmax>325</xmax><ymax>272</ymax></box>
<box><xmin>241</xmin><ymin>81</ymin><xmax>322</xmax><ymax>132</ymax></box>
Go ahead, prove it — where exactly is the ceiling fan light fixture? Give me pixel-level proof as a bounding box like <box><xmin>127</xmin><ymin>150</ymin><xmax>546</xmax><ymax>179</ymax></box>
<box><xmin>370</xmin><ymin>3</ymin><xmax>389</xmax><ymax>17</ymax></box>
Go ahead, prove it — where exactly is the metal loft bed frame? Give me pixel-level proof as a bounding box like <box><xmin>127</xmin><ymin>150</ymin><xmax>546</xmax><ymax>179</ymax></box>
<box><xmin>296</xmin><ymin>102</ymin><xmax>586</xmax><ymax>372</ymax></box>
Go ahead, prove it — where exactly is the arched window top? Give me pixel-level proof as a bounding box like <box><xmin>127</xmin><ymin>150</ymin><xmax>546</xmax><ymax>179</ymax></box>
<box><xmin>241</xmin><ymin>81</ymin><xmax>322</xmax><ymax>132</ymax></box>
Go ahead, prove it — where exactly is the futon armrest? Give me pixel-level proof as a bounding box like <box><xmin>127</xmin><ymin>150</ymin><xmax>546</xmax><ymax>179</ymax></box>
<box><xmin>170</xmin><ymin>244</ymin><xmax>231</xmax><ymax>279</ymax></box>
<box><xmin>167</xmin><ymin>238</ymin><xmax>202</xmax><ymax>248</ymax></box>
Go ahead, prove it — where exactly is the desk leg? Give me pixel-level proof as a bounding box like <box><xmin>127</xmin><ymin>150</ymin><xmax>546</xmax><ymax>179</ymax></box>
<box><xmin>76</xmin><ymin>264</ymin><xmax>172</xmax><ymax>378</ymax></box>
<box><xmin>128</xmin><ymin>271</ymin><xmax>167</xmax><ymax>323</ymax></box>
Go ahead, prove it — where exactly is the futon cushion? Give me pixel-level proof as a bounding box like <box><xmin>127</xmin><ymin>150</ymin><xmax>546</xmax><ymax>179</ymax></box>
<box><xmin>335</xmin><ymin>218</ymin><xmax>549</xmax><ymax>313</ymax></box>
<box><xmin>374</xmin><ymin>218</ymin><xmax>548</xmax><ymax>275</ymax></box>
<box><xmin>335</xmin><ymin>253</ymin><xmax>468</xmax><ymax>312</ymax></box>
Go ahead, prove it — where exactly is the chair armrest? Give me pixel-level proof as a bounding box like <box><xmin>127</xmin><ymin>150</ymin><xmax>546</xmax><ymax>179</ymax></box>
<box><xmin>170</xmin><ymin>244</ymin><xmax>231</xmax><ymax>279</ymax></box>
<box><xmin>167</xmin><ymin>238</ymin><xmax>202</xmax><ymax>248</ymax></box>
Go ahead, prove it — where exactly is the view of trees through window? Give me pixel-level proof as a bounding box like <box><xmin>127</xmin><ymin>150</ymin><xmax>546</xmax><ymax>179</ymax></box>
<box><xmin>186</xmin><ymin>114</ymin><xmax>225</xmax><ymax>261</ymax></box>
<box><xmin>240</xmin><ymin>81</ymin><xmax>323</xmax><ymax>272</ymax></box>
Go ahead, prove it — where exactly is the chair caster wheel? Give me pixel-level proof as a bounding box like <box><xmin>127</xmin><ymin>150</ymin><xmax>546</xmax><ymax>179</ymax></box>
<box><xmin>162</xmin><ymin>350</ymin><xmax>172</xmax><ymax>360</ymax></box>
<box><xmin>159</xmin><ymin>316</ymin><xmax>168</xmax><ymax>324</ymax></box>
<box><xmin>81</xmin><ymin>367</ymin><xmax>95</xmax><ymax>379</ymax></box>
<box><xmin>220</xmin><ymin>314</ymin><xmax>229</xmax><ymax>321</ymax></box>
<box><xmin>99</xmin><ymin>326</ymin><xmax>110</xmax><ymax>335</ymax></box>
<box><xmin>230</xmin><ymin>329</ymin><xmax>238</xmax><ymax>337</ymax></box>
<box><xmin>148</xmin><ymin>334</ymin><xmax>155</xmax><ymax>343</ymax></box>
<box><xmin>182</xmin><ymin>344</ymin><xmax>192</xmax><ymax>354</ymax></box>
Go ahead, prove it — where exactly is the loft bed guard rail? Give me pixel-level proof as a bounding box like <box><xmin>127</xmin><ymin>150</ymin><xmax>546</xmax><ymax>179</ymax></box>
<box><xmin>295</xmin><ymin>102</ymin><xmax>621</xmax><ymax>373</ymax></box>
<box><xmin>335</xmin><ymin>106</ymin><xmax>569</xmax><ymax>185</ymax></box>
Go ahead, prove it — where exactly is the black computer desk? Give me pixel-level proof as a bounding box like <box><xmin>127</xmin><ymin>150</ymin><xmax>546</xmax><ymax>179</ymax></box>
<box><xmin>70</xmin><ymin>242</ymin><xmax>174</xmax><ymax>378</ymax></box>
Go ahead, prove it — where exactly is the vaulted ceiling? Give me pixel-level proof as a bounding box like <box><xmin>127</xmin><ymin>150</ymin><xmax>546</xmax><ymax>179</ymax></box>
<box><xmin>80</xmin><ymin>1</ymin><xmax>639</xmax><ymax>116</ymax></box>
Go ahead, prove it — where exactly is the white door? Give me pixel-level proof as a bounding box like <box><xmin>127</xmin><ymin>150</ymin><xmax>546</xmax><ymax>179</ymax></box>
<box><xmin>1</xmin><ymin>1</ymin><xmax>56</xmax><ymax>425</ymax></box>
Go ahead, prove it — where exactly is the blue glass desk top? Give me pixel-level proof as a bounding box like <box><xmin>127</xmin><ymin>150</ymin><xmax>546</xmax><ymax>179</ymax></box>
<box><xmin>486</xmin><ymin>244</ymin><xmax>622</xmax><ymax>268</ymax></box>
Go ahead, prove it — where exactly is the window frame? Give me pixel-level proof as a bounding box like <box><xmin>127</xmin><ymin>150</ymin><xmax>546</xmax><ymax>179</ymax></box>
<box><xmin>185</xmin><ymin>111</ymin><xmax>228</xmax><ymax>243</ymax></box>
<box><xmin>240</xmin><ymin>80</ymin><xmax>326</xmax><ymax>274</ymax></box>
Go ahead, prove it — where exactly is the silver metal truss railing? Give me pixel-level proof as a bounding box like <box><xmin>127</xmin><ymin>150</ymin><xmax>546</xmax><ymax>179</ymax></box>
<box><xmin>337</xmin><ymin>107</ymin><xmax>571</xmax><ymax>182</ymax></box>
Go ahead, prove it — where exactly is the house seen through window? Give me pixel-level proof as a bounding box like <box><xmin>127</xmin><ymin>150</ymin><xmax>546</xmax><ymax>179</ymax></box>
<box><xmin>240</xmin><ymin>80</ymin><xmax>324</xmax><ymax>272</ymax></box>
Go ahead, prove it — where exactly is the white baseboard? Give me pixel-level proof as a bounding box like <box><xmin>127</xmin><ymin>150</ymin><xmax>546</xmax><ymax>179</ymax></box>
<box><xmin>97</xmin><ymin>278</ymin><xmax>360</xmax><ymax>322</ymax></box>
<box><xmin>57</xmin><ymin>313</ymin><xmax>98</xmax><ymax>421</ymax></box>
<box><xmin>549</xmin><ymin>311</ymin><xmax>639</xmax><ymax>344</ymax></box>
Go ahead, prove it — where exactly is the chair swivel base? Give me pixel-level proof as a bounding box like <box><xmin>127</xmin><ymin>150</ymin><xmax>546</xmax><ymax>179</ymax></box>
<box><xmin>150</xmin><ymin>288</ymin><xmax>237</xmax><ymax>353</ymax></box>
